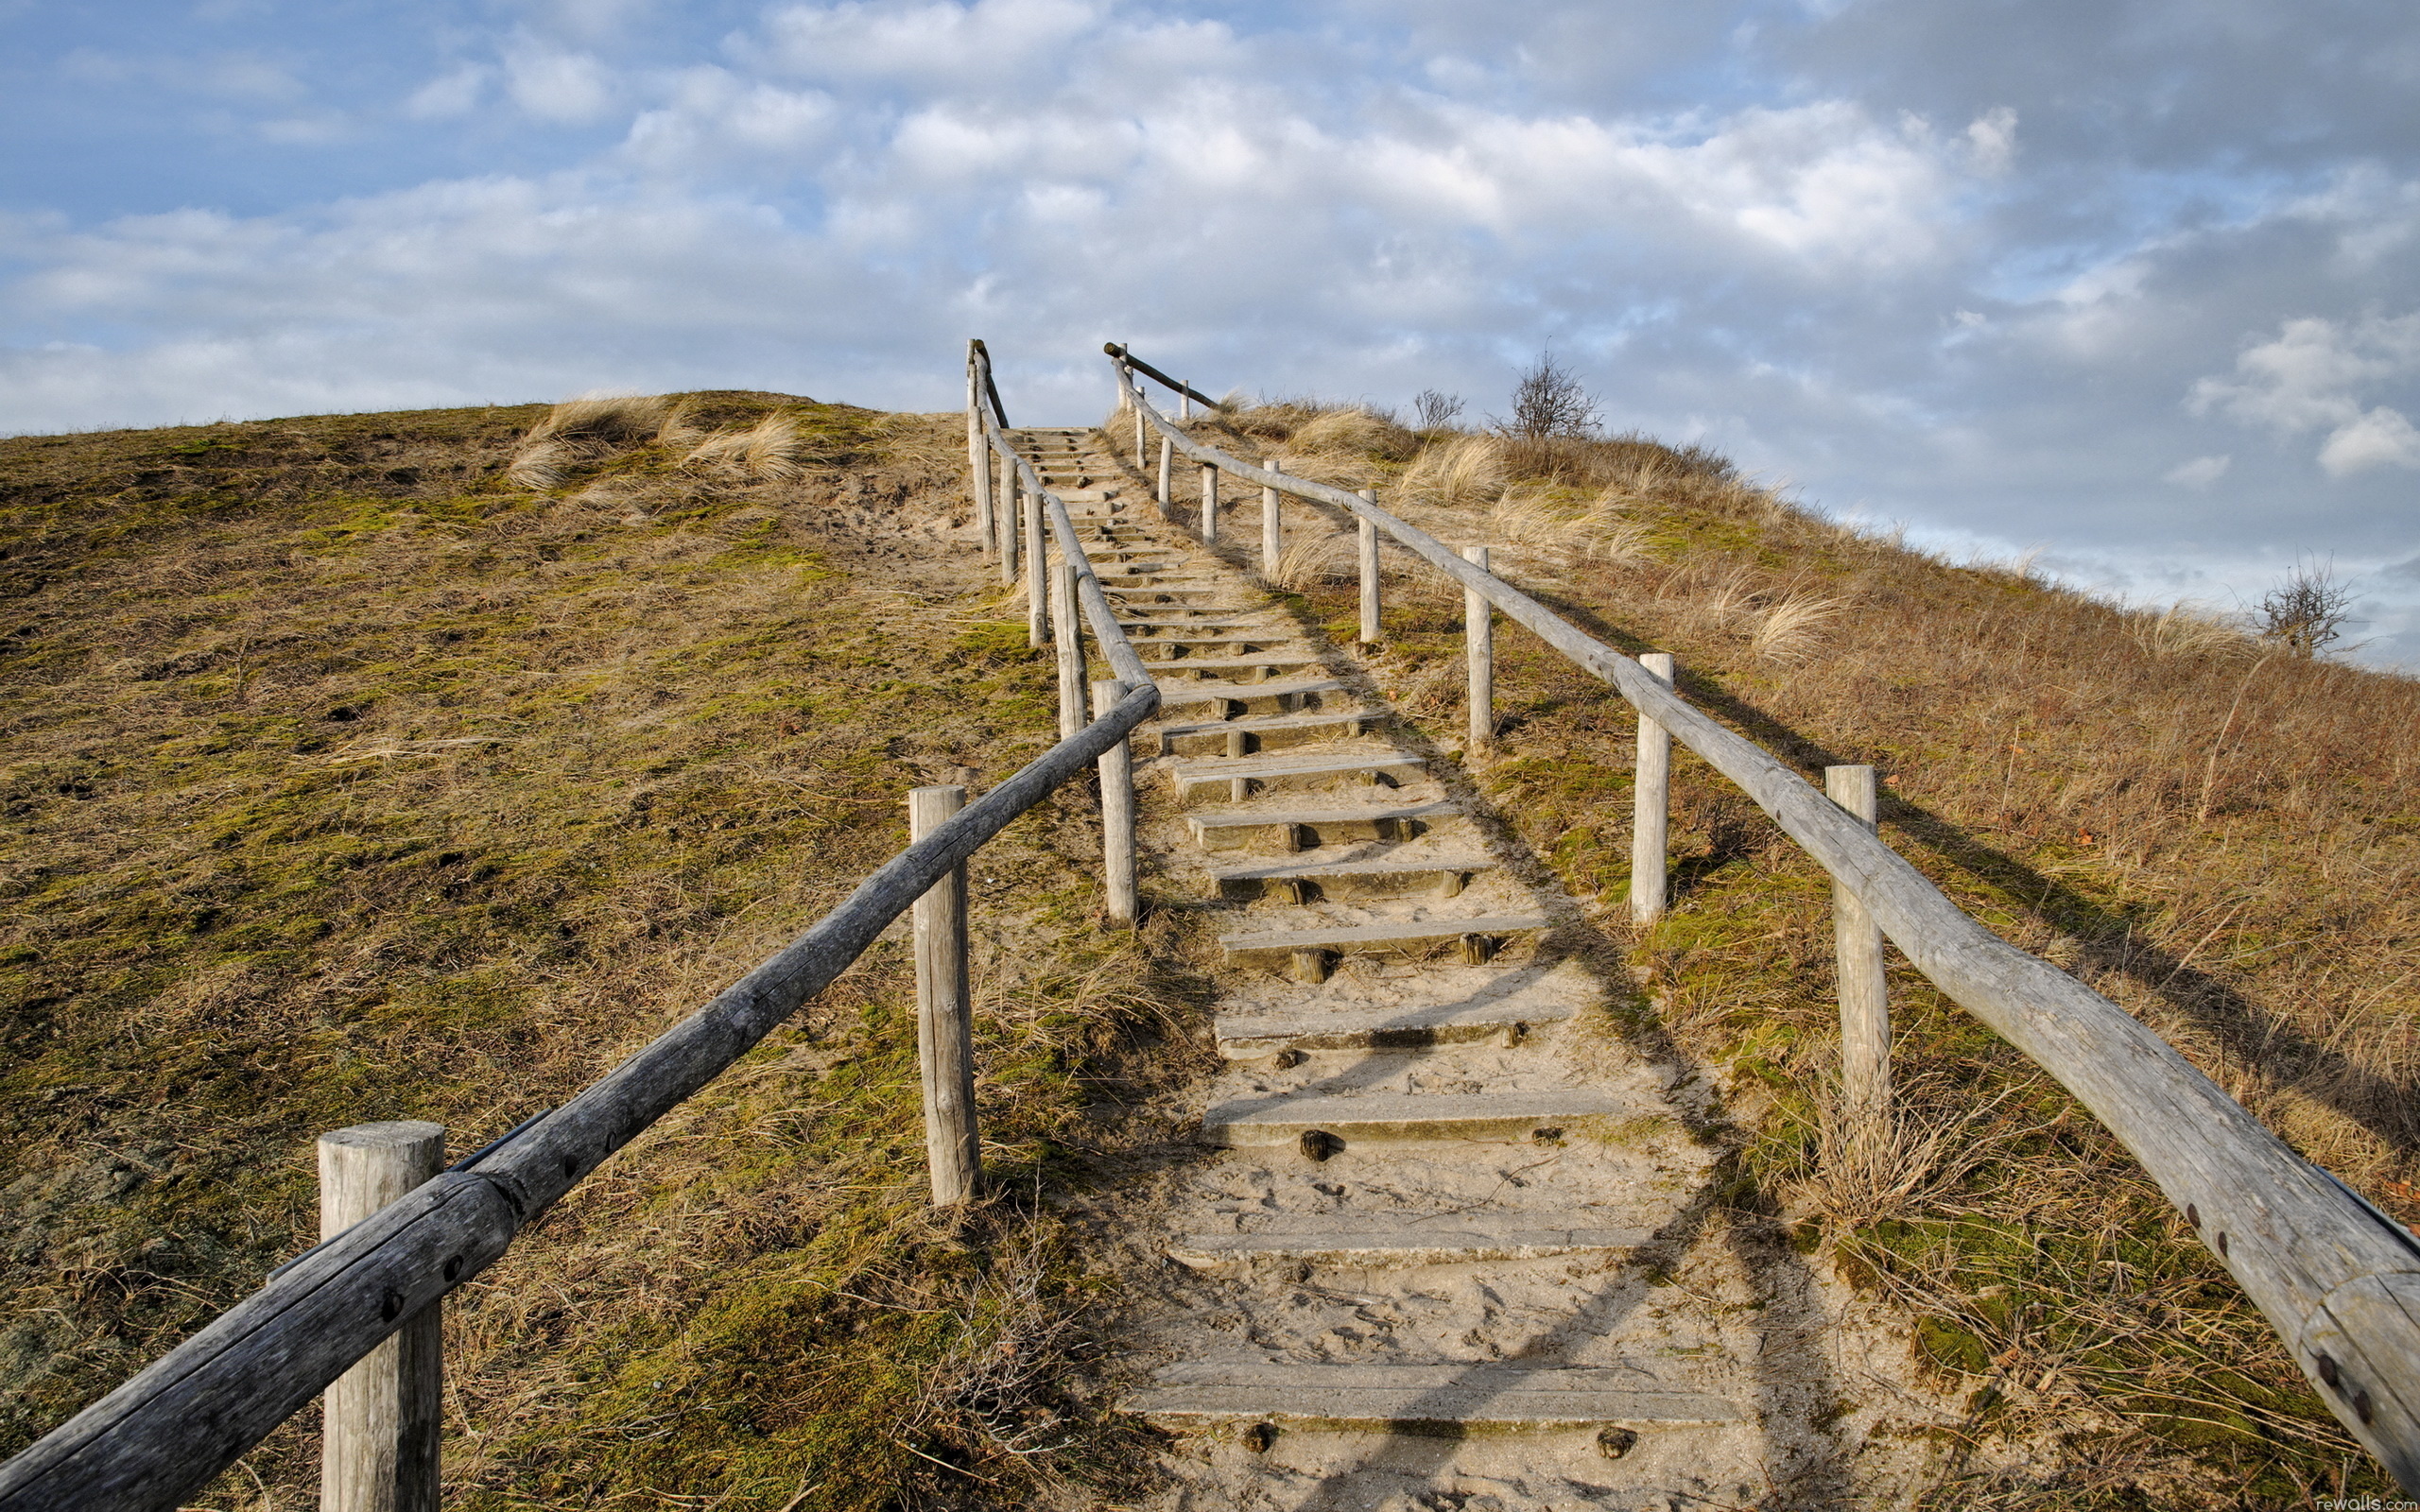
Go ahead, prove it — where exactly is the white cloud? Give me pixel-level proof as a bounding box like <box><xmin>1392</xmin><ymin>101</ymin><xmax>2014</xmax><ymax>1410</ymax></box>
<box><xmin>2189</xmin><ymin>312</ymin><xmax>2420</xmax><ymax>473</ymax></box>
<box><xmin>754</xmin><ymin>0</ymin><xmax>1104</xmax><ymax>85</ymax></box>
<box><xmin>2166</xmin><ymin>454</ymin><xmax>2230</xmax><ymax>488</ymax></box>
<box><xmin>406</xmin><ymin>65</ymin><xmax>490</xmax><ymax>121</ymax></box>
<box><xmin>503</xmin><ymin>41</ymin><xmax>615</xmax><ymax>124</ymax></box>
<box><xmin>2318</xmin><ymin>406</ymin><xmax>2420</xmax><ymax>475</ymax></box>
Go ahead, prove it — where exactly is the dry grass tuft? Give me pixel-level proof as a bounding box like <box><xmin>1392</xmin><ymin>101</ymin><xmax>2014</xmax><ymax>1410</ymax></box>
<box><xmin>505</xmin><ymin>392</ymin><xmax>679</xmax><ymax>490</ymax></box>
<box><xmin>1749</xmin><ymin>593</ymin><xmax>1847</xmax><ymax>662</ymax></box>
<box><xmin>685</xmin><ymin>412</ymin><xmax>802</xmax><ymax>481</ymax></box>
<box><xmin>1288</xmin><ymin>407</ymin><xmax>1419</xmax><ymax>462</ymax></box>
<box><xmin>1268</xmin><ymin>530</ymin><xmax>1355</xmax><ymax>593</ymax></box>
<box><xmin>1402</xmin><ymin>435</ymin><xmax>1506</xmax><ymax>507</ymax></box>
<box><xmin>2134</xmin><ymin>603</ymin><xmax>2256</xmax><ymax>661</ymax></box>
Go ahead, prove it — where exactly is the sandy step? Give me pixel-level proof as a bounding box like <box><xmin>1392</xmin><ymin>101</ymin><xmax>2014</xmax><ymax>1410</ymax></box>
<box><xmin>1170</xmin><ymin>747</ymin><xmax>1424</xmax><ymax>804</ymax></box>
<box><xmin>1207</xmin><ymin>853</ymin><xmax>1495</xmax><ymax>902</ymax></box>
<box><xmin>1134</xmin><ymin>637</ymin><xmax>1299</xmax><ymax>662</ymax></box>
<box><xmin>1219</xmin><ymin>913</ymin><xmax>1548</xmax><ymax>973</ymax></box>
<box><xmin>1151</xmin><ymin>656</ymin><xmax>1326</xmax><ymax>687</ymax></box>
<box><xmin>1128</xmin><ymin>1363</ymin><xmax>1742</xmax><ymax>1432</ymax></box>
<box><xmin>1154</xmin><ymin>677</ymin><xmax>1354</xmax><ymax>720</ymax></box>
<box><xmin>1201</xmin><ymin>1088</ymin><xmax>1624</xmax><ymax>1145</ymax></box>
<box><xmin>1167</xmin><ymin>1211</ymin><xmax>1651</xmax><ymax>1268</ymax></box>
<box><xmin>1186</xmin><ymin>799</ymin><xmax>1460</xmax><ymax>850</ymax></box>
<box><xmin>1108</xmin><ymin>585</ymin><xmax>1227</xmax><ymax>604</ymax></box>
<box><xmin>1158</xmin><ymin>709</ymin><xmax>1378</xmax><ymax>758</ymax></box>
<box><xmin>1119</xmin><ymin>616</ymin><xmax>1284</xmax><ymax>635</ymax></box>
<box><xmin>1214</xmin><ymin>993</ymin><xmax>1580</xmax><ymax>1056</ymax></box>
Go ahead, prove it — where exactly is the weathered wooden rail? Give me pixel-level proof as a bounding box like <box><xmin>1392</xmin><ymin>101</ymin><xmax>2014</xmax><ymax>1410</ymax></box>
<box><xmin>1102</xmin><ymin>342</ymin><xmax>2420</xmax><ymax>1490</ymax></box>
<box><xmin>0</xmin><ymin>358</ymin><xmax>1157</xmax><ymax>1512</ymax></box>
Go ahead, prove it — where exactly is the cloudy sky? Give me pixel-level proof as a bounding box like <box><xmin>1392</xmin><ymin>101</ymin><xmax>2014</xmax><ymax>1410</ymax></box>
<box><xmin>5</xmin><ymin>1</ymin><xmax>2418</xmax><ymax>662</ymax></box>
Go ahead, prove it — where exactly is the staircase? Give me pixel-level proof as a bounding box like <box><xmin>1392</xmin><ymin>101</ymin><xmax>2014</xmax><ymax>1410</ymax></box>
<box><xmin>1007</xmin><ymin>428</ymin><xmax>1792</xmax><ymax>1507</ymax></box>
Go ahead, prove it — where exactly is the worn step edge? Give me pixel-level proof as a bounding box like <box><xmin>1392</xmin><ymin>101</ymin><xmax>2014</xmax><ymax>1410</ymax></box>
<box><xmin>1202</xmin><ymin>1089</ymin><xmax>1624</xmax><ymax>1143</ymax></box>
<box><xmin>1171</xmin><ymin>750</ymin><xmax>1425</xmax><ymax>803</ymax></box>
<box><xmin>1160</xmin><ymin>709</ymin><xmax>1380</xmax><ymax>757</ymax></box>
<box><xmin>1214</xmin><ymin>997</ymin><xmax>1578</xmax><ymax>1055</ymax></box>
<box><xmin>1127</xmin><ymin>1365</ymin><xmax>1744</xmax><ymax>1429</ymax></box>
<box><xmin>1207</xmin><ymin>854</ymin><xmax>1497</xmax><ymax>902</ymax></box>
<box><xmin>1219</xmin><ymin>912</ymin><xmax>1549</xmax><ymax>964</ymax></box>
<box><xmin>1167</xmin><ymin>1217</ymin><xmax>1651</xmax><ymax>1268</ymax></box>
<box><xmin>1186</xmin><ymin>799</ymin><xmax>1461</xmax><ymax>849</ymax></box>
<box><xmin>1154</xmin><ymin>677</ymin><xmax>1351</xmax><ymax>713</ymax></box>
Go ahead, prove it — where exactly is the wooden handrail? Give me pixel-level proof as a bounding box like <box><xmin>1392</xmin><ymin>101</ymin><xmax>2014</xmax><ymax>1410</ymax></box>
<box><xmin>1102</xmin><ymin>342</ymin><xmax>1220</xmax><ymax>412</ymax></box>
<box><xmin>968</xmin><ymin>338</ymin><xmax>1011</xmax><ymax>428</ymax></box>
<box><xmin>0</xmin><ymin>620</ymin><xmax>1158</xmax><ymax>1507</ymax></box>
<box><xmin>1112</xmin><ymin>355</ymin><xmax>2420</xmax><ymax>1489</ymax></box>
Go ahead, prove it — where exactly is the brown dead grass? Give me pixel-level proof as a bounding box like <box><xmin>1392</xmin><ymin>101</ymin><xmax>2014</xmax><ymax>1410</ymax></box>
<box><xmin>0</xmin><ymin>396</ymin><xmax>1202</xmax><ymax>1508</ymax></box>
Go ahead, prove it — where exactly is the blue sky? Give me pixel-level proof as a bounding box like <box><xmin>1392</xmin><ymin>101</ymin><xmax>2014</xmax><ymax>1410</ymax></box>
<box><xmin>5</xmin><ymin>0</ymin><xmax>2419</xmax><ymax>662</ymax></box>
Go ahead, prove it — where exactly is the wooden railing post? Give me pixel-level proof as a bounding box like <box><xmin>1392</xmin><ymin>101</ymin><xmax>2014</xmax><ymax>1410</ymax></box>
<box><xmin>1357</xmin><ymin>490</ymin><xmax>1380</xmax><ymax>644</ymax></box>
<box><xmin>1630</xmin><ymin>651</ymin><xmax>1675</xmax><ymax>923</ymax></box>
<box><xmin>1180</xmin><ymin>381</ymin><xmax>1191</xmax><ymax>421</ymax></box>
<box><xmin>1093</xmin><ymin>679</ymin><xmax>1138</xmax><ymax>928</ymax></box>
<box><xmin>909</xmin><ymin>785</ymin><xmax>978</xmax><ymax>1206</ymax></box>
<box><xmin>967</xmin><ymin>365</ymin><xmax>994</xmax><ymax>558</ymax></box>
<box><xmin>1461</xmin><ymin>543</ymin><xmax>1493</xmax><ymax>751</ymax></box>
<box><xmin>1025</xmin><ymin>478</ymin><xmax>1047</xmax><ymax>650</ymax></box>
<box><xmin>1261</xmin><ymin>457</ymin><xmax>1283</xmax><ymax>574</ymax></box>
<box><xmin>1053</xmin><ymin>561</ymin><xmax>1084</xmax><ymax>741</ymax></box>
<box><xmin>1156</xmin><ymin>437</ymin><xmax>1173</xmax><ymax>514</ymax></box>
<box><xmin>1826</xmin><ymin>765</ymin><xmax>1890</xmax><ymax>1141</ymax></box>
<box><xmin>318</xmin><ymin>1121</ymin><xmax>444</xmax><ymax>1512</ymax></box>
<box><xmin>1132</xmin><ymin>377</ymin><xmax>1146</xmax><ymax>467</ymax></box>
<box><xmin>1201</xmin><ymin>463</ymin><xmax>1219</xmax><ymax>542</ymax></box>
<box><xmin>997</xmin><ymin>453</ymin><xmax>1018</xmax><ymax>586</ymax></box>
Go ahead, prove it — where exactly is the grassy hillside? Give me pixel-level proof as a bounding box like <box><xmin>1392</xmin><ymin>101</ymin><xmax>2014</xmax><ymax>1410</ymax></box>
<box><xmin>0</xmin><ymin>396</ymin><xmax>1194</xmax><ymax>1508</ymax></box>
<box><xmin>1162</xmin><ymin>401</ymin><xmax>2419</xmax><ymax>1506</ymax></box>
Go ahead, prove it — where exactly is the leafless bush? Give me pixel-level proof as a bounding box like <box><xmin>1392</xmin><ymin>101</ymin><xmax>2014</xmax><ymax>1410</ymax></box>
<box><xmin>1412</xmin><ymin>389</ymin><xmax>1465</xmax><ymax>430</ymax></box>
<box><xmin>1498</xmin><ymin>350</ymin><xmax>1599</xmax><ymax>440</ymax></box>
<box><xmin>2258</xmin><ymin>560</ymin><xmax>2358</xmax><ymax>659</ymax></box>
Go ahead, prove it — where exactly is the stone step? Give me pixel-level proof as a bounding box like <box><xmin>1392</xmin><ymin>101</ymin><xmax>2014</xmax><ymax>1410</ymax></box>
<box><xmin>1185</xmin><ymin>799</ymin><xmax>1461</xmax><ymax>851</ymax></box>
<box><xmin>1157</xmin><ymin>708</ymin><xmax>1378</xmax><ymax>758</ymax></box>
<box><xmin>1167</xmin><ymin>1211</ymin><xmax>1651</xmax><ymax>1268</ymax></box>
<box><xmin>1214</xmin><ymin>992</ymin><xmax>1581</xmax><ymax>1056</ymax></box>
<box><xmin>1154</xmin><ymin>677</ymin><xmax>1353</xmax><ymax>720</ymax></box>
<box><xmin>1206</xmin><ymin>853</ymin><xmax>1496</xmax><ymax>902</ymax></box>
<box><xmin>1169</xmin><ymin>747</ymin><xmax>1425</xmax><ymax>804</ymax></box>
<box><xmin>1127</xmin><ymin>1363</ymin><xmax>1743</xmax><ymax>1433</ymax></box>
<box><xmin>1219</xmin><ymin>912</ymin><xmax>1550</xmax><ymax>973</ymax></box>
<box><xmin>1200</xmin><ymin>1087</ymin><xmax>1623</xmax><ymax>1145</ymax></box>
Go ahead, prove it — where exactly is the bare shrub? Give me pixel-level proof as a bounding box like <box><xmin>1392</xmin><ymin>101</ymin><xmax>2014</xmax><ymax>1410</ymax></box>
<box><xmin>1412</xmin><ymin>388</ymin><xmax>1465</xmax><ymax>430</ymax></box>
<box><xmin>2259</xmin><ymin>560</ymin><xmax>2358</xmax><ymax>658</ymax></box>
<box><xmin>1498</xmin><ymin>350</ymin><xmax>1599</xmax><ymax>440</ymax></box>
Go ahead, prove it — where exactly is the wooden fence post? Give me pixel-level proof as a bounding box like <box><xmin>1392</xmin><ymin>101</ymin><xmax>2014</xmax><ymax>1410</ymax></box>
<box><xmin>1053</xmin><ymin>561</ymin><xmax>1085</xmax><ymax>741</ymax></box>
<box><xmin>1180</xmin><ymin>381</ymin><xmax>1191</xmax><ymax>421</ymax></box>
<box><xmin>1201</xmin><ymin>463</ymin><xmax>1219</xmax><ymax>543</ymax></box>
<box><xmin>1826</xmin><ymin>765</ymin><xmax>1890</xmax><ymax>1141</ymax></box>
<box><xmin>319</xmin><ymin>1121</ymin><xmax>444</xmax><ymax>1512</ymax></box>
<box><xmin>1093</xmin><ymin>679</ymin><xmax>1138</xmax><ymax>928</ymax></box>
<box><xmin>997</xmin><ymin>454</ymin><xmax>1018</xmax><ymax>586</ymax></box>
<box><xmin>1630</xmin><ymin>652</ymin><xmax>1675</xmax><ymax>924</ymax></box>
<box><xmin>1156</xmin><ymin>437</ymin><xmax>1173</xmax><ymax>515</ymax></box>
<box><xmin>1025</xmin><ymin>482</ymin><xmax>1047</xmax><ymax>650</ymax></box>
<box><xmin>1261</xmin><ymin>457</ymin><xmax>1283</xmax><ymax>574</ymax></box>
<box><xmin>909</xmin><ymin>785</ymin><xmax>978</xmax><ymax>1205</ymax></box>
<box><xmin>1357</xmin><ymin>491</ymin><xmax>1381</xmax><ymax>644</ymax></box>
<box><xmin>1132</xmin><ymin>384</ymin><xmax>1146</xmax><ymax>468</ymax></box>
<box><xmin>1461</xmin><ymin>544</ymin><xmax>1493</xmax><ymax>751</ymax></box>
<box><xmin>967</xmin><ymin>373</ymin><xmax>993</xmax><ymax>558</ymax></box>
